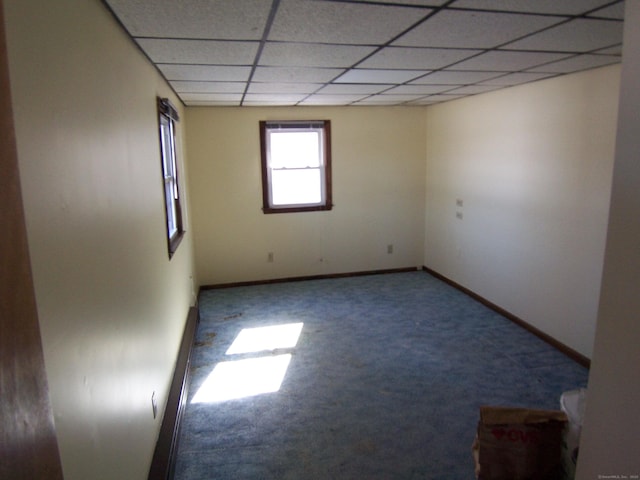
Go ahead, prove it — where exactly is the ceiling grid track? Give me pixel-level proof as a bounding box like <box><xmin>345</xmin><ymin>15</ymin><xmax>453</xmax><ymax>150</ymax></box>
<box><xmin>102</xmin><ymin>0</ymin><xmax>625</xmax><ymax>107</ymax></box>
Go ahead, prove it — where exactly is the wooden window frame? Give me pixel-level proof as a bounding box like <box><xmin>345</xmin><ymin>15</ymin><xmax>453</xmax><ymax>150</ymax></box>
<box><xmin>259</xmin><ymin>120</ymin><xmax>333</xmax><ymax>214</ymax></box>
<box><xmin>157</xmin><ymin>97</ymin><xmax>184</xmax><ymax>258</ymax></box>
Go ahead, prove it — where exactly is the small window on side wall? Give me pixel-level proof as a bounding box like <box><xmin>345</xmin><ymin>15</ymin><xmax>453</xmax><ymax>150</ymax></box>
<box><xmin>260</xmin><ymin>120</ymin><xmax>332</xmax><ymax>214</ymax></box>
<box><xmin>157</xmin><ymin>97</ymin><xmax>184</xmax><ymax>258</ymax></box>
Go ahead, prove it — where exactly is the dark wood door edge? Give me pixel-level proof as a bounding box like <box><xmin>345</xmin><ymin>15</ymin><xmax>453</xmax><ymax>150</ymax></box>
<box><xmin>0</xmin><ymin>1</ymin><xmax>64</xmax><ymax>478</ymax></box>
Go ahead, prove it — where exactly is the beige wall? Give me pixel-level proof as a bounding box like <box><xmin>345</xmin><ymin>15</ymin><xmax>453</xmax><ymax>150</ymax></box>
<box><xmin>577</xmin><ymin>1</ymin><xmax>640</xmax><ymax>476</ymax></box>
<box><xmin>187</xmin><ymin>106</ymin><xmax>426</xmax><ymax>285</ymax></box>
<box><xmin>5</xmin><ymin>0</ymin><xmax>195</xmax><ymax>479</ymax></box>
<box><xmin>424</xmin><ymin>65</ymin><xmax>620</xmax><ymax>358</ymax></box>
<box><xmin>4</xmin><ymin>0</ymin><xmax>634</xmax><ymax>475</ymax></box>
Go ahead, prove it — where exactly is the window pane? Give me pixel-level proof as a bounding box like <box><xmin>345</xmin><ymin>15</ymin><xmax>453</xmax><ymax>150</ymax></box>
<box><xmin>158</xmin><ymin>97</ymin><xmax>184</xmax><ymax>255</ymax></box>
<box><xmin>165</xmin><ymin>180</ymin><xmax>177</xmax><ymax>238</ymax></box>
<box><xmin>271</xmin><ymin>169</ymin><xmax>322</xmax><ymax>206</ymax></box>
<box><xmin>160</xmin><ymin>118</ymin><xmax>177</xmax><ymax>238</ymax></box>
<box><xmin>270</xmin><ymin>131</ymin><xmax>321</xmax><ymax>168</ymax></box>
<box><xmin>160</xmin><ymin>118</ymin><xmax>173</xmax><ymax>171</ymax></box>
<box><xmin>260</xmin><ymin>120</ymin><xmax>331</xmax><ymax>214</ymax></box>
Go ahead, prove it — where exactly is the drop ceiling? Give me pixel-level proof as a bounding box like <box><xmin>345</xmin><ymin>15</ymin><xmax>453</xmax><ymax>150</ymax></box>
<box><xmin>103</xmin><ymin>0</ymin><xmax>624</xmax><ymax>107</ymax></box>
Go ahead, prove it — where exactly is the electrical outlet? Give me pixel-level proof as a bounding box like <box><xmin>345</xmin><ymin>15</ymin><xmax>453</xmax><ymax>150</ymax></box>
<box><xmin>267</xmin><ymin>252</ymin><xmax>274</xmax><ymax>263</ymax></box>
<box><xmin>456</xmin><ymin>211</ymin><xmax>463</xmax><ymax>220</ymax></box>
<box><xmin>151</xmin><ymin>391</ymin><xmax>158</xmax><ymax>419</ymax></box>
<box><xmin>387</xmin><ymin>244</ymin><xmax>394</xmax><ymax>254</ymax></box>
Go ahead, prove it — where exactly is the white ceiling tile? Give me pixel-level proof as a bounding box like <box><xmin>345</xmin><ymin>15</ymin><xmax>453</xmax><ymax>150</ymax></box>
<box><xmin>352</xmin><ymin>99</ymin><xmax>403</xmax><ymax>106</ymax></box>
<box><xmin>384</xmin><ymin>84</ymin><xmax>455</xmax><ymax>94</ymax></box>
<box><xmin>185</xmin><ymin>101</ymin><xmax>240</xmax><ymax>106</ymax></box>
<box><xmin>503</xmin><ymin>18</ymin><xmax>623</xmax><ymax>52</ymax></box>
<box><xmin>410</xmin><ymin>70</ymin><xmax>502</xmax><ymax>84</ymax></box>
<box><xmin>594</xmin><ymin>45</ymin><xmax>623</xmax><ymax>55</ymax></box>
<box><xmin>452</xmin><ymin>50</ymin><xmax>570</xmax><ymax>71</ymax></box>
<box><xmin>367</xmin><ymin>93</ymin><xmax>429</xmax><ymax>102</ymax></box>
<box><xmin>252</xmin><ymin>67</ymin><xmax>345</xmax><ymax>83</ymax></box>
<box><xmin>158</xmin><ymin>65</ymin><xmax>252</xmax><ymax>82</ymax></box>
<box><xmin>394</xmin><ymin>10</ymin><xmax>561</xmax><ymax>48</ymax></box>
<box><xmin>410</xmin><ymin>99</ymin><xmax>444</xmax><ymax>105</ymax></box>
<box><xmin>450</xmin><ymin>0</ymin><xmax>614</xmax><ymax>15</ymax></box>
<box><xmin>409</xmin><ymin>94</ymin><xmax>465</xmax><ymax>104</ymax></box>
<box><xmin>317</xmin><ymin>84</ymin><xmax>393</xmax><ymax>94</ymax></box>
<box><xmin>259</xmin><ymin>43</ymin><xmax>376</xmax><ymax>68</ymax></box>
<box><xmin>243</xmin><ymin>93</ymin><xmax>307</xmax><ymax>103</ymax></box>
<box><xmin>477</xmin><ymin>72</ymin><xmax>555</xmax><ymax>85</ymax></box>
<box><xmin>526</xmin><ymin>54</ymin><xmax>621</xmax><ymax>73</ymax></box>
<box><xmin>242</xmin><ymin>101</ymin><xmax>299</xmax><ymax>106</ymax></box>
<box><xmin>334</xmin><ymin>69</ymin><xmax>428</xmax><ymax>84</ymax></box>
<box><xmin>362</xmin><ymin>0</ymin><xmax>447</xmax><ymax>5</ymax></box>
<box><xmin>105</xmin><ymin>0</ymin><xmax>271</xmax><ymax>40</ymax></box>
<box><xmin>180</xmin><ymin>93</ymin><xmax>243</xmax><ymax>102</ymax></box>
<box><xmin>170</xmin><ymin>81</ymin><xmax>246</xmax><ymax>93</ymax></box>
<box><xmin>359</xmin><ymin>47</ymin><xmax>480</xmax><ymax>70</ymax></box>
<box><xmin>136</xmin><ymin>39</ymin><xmax>258</xmax><ymax>64</ymax></box>
<box><xmin>588</xmin><ymin>2</ymin><xmax>625</xmax><ymax>19</ymax></box>
<box><xmin>269</xmin><ymin>0</ymin><xmax>430</xmax><ymax>44</ymax></box>
<box><xmin>445</xmin><ymin>84</ymin><xmax>502</xmax><ymax>94</ymax></box>
<box><xmin>104</xmin><ymin>0</ymin><xmax>625</xmax><ymax>107</ymax></box>
<box><xmin>247</xmin><ymin>83</ymin><xmax>322</xmax><ymax>94</ymax></box>
<box><xmin>299</xmin><ymin>94</ymin><xmax>371</xmax><ymax>105</ymax></box>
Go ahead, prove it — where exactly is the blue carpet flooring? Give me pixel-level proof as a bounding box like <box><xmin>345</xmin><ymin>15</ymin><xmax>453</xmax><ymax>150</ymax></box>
<box><xmin>174</xmin><ymin>271</ymin><xmax>588</xmax><ymax>479</ymax></box>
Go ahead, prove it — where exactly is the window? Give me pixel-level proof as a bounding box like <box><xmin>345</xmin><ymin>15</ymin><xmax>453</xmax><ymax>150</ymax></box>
<box><xmin>260</xmin><ymin>120</ymin><xmax>332</xmax><ymax>214</ymax></box>
<box><xmin>157</xmin><ymin>97</ymin><xmax>184</xmax><ymax>257</ymax></box>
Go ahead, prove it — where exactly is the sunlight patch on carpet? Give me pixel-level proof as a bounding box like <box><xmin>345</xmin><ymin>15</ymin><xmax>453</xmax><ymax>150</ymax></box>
<box><xmin>225</xmin><ymin>322</ymin><xmax>304</xmax><ymax>355</ymax></box>
<box><xmin>192</xmin><ymin>354</ymin><xmax>292</xmax><ymax>403</ymax></box>
<box><xmin>192</xmin><ymin>322</ymin><xmax>303</xmax><ymax>403</ymax></box>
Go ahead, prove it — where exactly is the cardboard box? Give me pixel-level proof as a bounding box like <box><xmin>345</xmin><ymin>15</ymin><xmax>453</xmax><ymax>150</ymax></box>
<box><xmin>473</xmin><ymin>406</ymin><xmax>568</xmax><ymax>480</ymax></box>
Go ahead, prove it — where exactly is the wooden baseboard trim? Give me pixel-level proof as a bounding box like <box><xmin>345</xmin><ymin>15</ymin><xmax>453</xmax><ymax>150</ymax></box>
<box><xmin>148</xmin><ymin>306</ymin><xmax>199</xmax><ymax>480</ymax></box>
<box><xmin>200</xmin><ymin>267</ymin><xmax>420</xmax><ymax>290</ymax></box>
<box><xmin>422</xmin><ymin>266</ymin><xmax>590</xmax><ymax>369</ymax></box>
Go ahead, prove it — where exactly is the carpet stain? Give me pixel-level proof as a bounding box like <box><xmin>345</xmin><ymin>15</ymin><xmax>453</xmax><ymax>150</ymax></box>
<box><xmin>194</xmin><ymin>332</ymin><xmax>217</xmax><ymax>347</ymax></box>
<box><xmin>222</xmin><ymin>312</ymin><xmax>243</xmax><ymax>321</ymax></box>
<box><xmin>353</xmin><ymin>439</ymin><xmax>377</xmax><ymax>455</ymax></box>
<box><xmin>347</xmin><ymin>356</ymin><xmax>366</xmax><ymax>368</ymax></box>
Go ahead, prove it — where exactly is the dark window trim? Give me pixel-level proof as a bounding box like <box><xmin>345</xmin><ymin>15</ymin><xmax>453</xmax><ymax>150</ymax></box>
<box><xmin>158</xmin><ymin>97</ymin><xmax>185</xmax><ymax>258</ymax></box>
<box><xmin>158</xmin><ymin>97</ymin><xmax>179</xmax><ymax>122</ymax></box>
<box><xmin>259</xmin><ymin>120</ymin><xmax>333</xmax><ymax>214</ymax></box>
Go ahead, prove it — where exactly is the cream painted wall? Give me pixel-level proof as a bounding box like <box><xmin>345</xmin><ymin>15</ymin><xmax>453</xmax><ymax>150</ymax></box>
<box><xmin>5</xmin><ymin>1</ymin><xmax>195</xmax><ymax>479</ymax></box>
<box><xmin>424</xmin><ymin>65</ymin><xmax>620</xmax><ymax>358</ymax></box>
<box><xmin>577</xmin><ymin>1</ymin><xmax>640</xmax><ymax>476</ymax></box>
<box><xmin>187</xmin><ymin>106</ymin><xmax>426</xmax><ymax>285</ymax></box>
<box><xmin>3</xmin><ymin>0</ymin><xmax>630</xmax><ymax>476</ymax></box>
